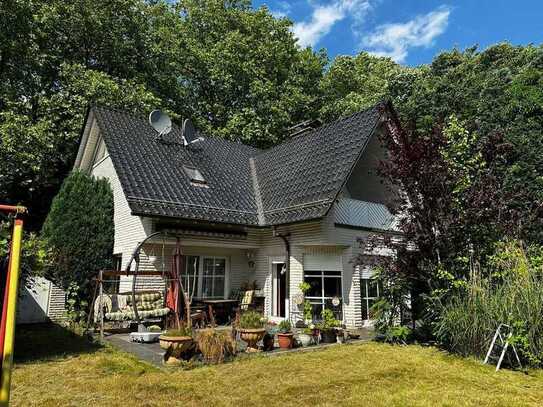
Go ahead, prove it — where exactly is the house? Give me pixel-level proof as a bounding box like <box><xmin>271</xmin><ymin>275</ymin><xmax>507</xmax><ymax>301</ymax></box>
<box><xmin>73</xmin><ymin>101</ymin><xmax>399</xmax><ymax>328</ymax></box>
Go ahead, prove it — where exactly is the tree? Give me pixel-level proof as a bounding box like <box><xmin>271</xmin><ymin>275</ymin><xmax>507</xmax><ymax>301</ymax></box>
<box><xmin>41</xmin><ymin>171</ymin><xmax>113</xmax><ymax>320</ymax></box>
<box><xmin>0</xmin><ymin>0</ymin><xmax>326</xmax><ymax>230</ymax></box>
<box><xmin>319</xmin><ymin>52</ymin><xmax>401</xmax><ymax>122</ymax></box>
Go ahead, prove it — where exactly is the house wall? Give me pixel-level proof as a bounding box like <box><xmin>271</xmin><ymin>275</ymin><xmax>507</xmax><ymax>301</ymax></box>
<box><xmin>345</xmin><ymin>127</ymin><xmax>388</xmax><ymax>205</ymax></box>
<box><xmin>16</xmin><ymin>277</ymin><xmax>66</xmax><ymax>324</ymax></box>
<box><xmin>83</xmin><ymin>126</ymin><xmax>385</xmax><ymax>329</ymax></box>
<box><xmin>90</xmin><ymin>147</ymin><xmax>153</xmax><ymax>269</ymax></box>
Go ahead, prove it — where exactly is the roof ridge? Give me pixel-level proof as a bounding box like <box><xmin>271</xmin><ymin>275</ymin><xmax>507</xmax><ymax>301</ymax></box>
<box><xmin>249</xmin><ymin>158</ymin><xmax>266</xmax><ymax>225</ymax></box>
<box><xmin>254</xmin><ymin>101</ymin><xmax>385</xmax><ymax>157</ymax></box>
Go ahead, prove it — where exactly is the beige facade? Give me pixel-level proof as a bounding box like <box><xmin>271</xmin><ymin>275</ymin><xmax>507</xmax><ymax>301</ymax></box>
<box><xmin>75</xmin><ymin>118</ymin><xmax>394</xmax><ymax>328</ymax></box>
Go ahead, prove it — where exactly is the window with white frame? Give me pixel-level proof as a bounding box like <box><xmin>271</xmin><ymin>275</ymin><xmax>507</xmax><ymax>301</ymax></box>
<box><xmin>201</xmin><ymin>257</ymin><xmax>226</xmax><ymax>299</ymax></box>
<box><xmin>360</xmin><ymin>278</ymin><xmax>381</xmax><ymax>320</ymax></box>
<box><xmin>303</xmin><ymin>270</ymin><xmax>342</xmax><ymax>320</ymax></box>
<box><xmin>180</xmin><ymin>256</ymin><xmax>200</xmax><ymax>298</ymax></box>
<box><xmin>179</xmin><ymin>256</ymin><xmax>226</xmax><ymax>299</ymax></box>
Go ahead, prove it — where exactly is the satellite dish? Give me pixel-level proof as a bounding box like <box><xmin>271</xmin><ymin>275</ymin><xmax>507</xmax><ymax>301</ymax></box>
<box><xmin>182</xmin><ymin>118</ymin><xmax>203</xmax><ymax>146</ymax></box>
<box><xmin>149</xmin><ymin>110</ymin><xmax>172</xmax><ymax>140</ymax></box>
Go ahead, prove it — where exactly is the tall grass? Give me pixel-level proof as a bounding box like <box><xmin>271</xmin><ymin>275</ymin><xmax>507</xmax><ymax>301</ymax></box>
<box><xmin>196</xmin><ymin>329</ymin><xmax>237</xmax><ymax>364</ymax></box>
<box><xmin>434</xmin><ymin>270</ymin><xmax>543</xmax><ymax>366</ymax></box>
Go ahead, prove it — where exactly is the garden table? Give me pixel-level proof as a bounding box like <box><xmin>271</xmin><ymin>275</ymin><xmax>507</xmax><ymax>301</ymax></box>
<box><xmin>201</xmin><ymin>299</ymin><xmax>239</xmax><ymax>326</ymax></box>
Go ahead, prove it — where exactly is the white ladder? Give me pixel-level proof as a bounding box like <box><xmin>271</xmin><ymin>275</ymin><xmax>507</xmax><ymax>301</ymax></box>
<box><xmin>484</xmin><ymin>323</ymin><xmax>522</xmax><ymax>371</ymax></box>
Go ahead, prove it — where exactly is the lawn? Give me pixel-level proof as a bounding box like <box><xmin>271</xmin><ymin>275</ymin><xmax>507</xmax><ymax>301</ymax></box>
<box><xmin>10</xmin><ymin>324</ymin><xmax>543</xmax><ymax>406</ymax></box>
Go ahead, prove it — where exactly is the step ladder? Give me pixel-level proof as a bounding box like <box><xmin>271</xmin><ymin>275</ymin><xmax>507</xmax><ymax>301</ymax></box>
<box><xmin>484</xmin><ymin>323</ymin><xmax>522</xmax><ymax>371</ymax></box>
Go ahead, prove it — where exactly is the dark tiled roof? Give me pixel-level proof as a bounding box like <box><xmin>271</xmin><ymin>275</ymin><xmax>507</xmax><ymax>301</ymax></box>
<box><xmin>90</xmin><ymin>103</ymin><xmax>383</xmax><ymax>226</ymax></box>
<box><xmin>254</xmin><ymin>105</ymin><xmax>381</xmax><ymax>225</ymax></box>
<box><xmin>93</xmin><ymin>108</ymin><xmax>260</xmax><ymax>225</ymax></box>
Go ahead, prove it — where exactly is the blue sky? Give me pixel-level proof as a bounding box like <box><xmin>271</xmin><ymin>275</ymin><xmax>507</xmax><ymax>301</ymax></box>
<box><xmin>252</xmin><ymin>0</ymin><xmax>543</xmax><ymax>66</ymax></box>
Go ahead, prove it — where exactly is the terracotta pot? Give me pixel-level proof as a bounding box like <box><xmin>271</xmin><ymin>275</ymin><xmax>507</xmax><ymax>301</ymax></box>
<box><xmin>277</xmin><ymin>332</ymin><xmax>294</xmax><ymax>349</ymax></box>
<box><xmin>158</xmin><ymin>335</ymin><xmax>193</xmax><ymax>365</ymax></box>
<box><xmin>238</xmin><ymin>328</ymin><xmax>266</xmax><ymax>351</ymax></box>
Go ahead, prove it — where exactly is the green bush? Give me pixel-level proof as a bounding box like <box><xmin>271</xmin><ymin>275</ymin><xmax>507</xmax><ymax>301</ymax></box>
<box><xmin>41</xmin><ymin>170</ymin><xmax>114</xmax><ymax>322</ymax></box>
<box><xmin>316</xmin><ymin>308</ymin><xmax>340</xmax><ymax>331</ymax></box>
<box><xmin>434</xmin><ymin>241</ymin><xmax>543</xmax><ymax>367</ymax></box>
<box><xmin>239</xmin><ymin>310</ymin><xmax>265</xmax><ymax>329</ymax></box>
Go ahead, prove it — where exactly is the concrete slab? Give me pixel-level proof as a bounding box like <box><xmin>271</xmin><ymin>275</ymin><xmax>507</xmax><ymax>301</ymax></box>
<box><xmin>104</xmin><ymin>327</ymin><xmax>374</xmax><ymax>367</ymax></box>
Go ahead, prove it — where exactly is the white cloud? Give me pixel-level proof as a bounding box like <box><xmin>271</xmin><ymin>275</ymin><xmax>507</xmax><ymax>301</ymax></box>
<box><xmin>270</xmin><ymin>1</ymin><xmax>292</xmax><ymax>18</ymax></box>
<box><xmin>362</xmin><ymin>6</ymin><xmax>451</xmax><ymax>63</ymax></box>
<box><xmin>293</xmin><ymin>0</ymin><xmax>372</xmax><ymax>48</ymax></box>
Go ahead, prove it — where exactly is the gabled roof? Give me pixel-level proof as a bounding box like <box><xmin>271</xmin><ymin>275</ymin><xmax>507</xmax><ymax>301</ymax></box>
<box><xmin>79</xmin><ymin>102</ymin><xmax>388</xmax><ymax>227</ymax></box>
<box><xmin>254</xmin><ymin>106</ymin><xmax>381</xmax><ymax>225</ymax></box>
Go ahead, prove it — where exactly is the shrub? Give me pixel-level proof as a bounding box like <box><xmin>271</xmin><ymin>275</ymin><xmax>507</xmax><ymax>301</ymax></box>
<box><xmin>379</xmin><ymin>326</ymin><xmax>412</xmax><ymax>344</ymax></box>
<box><xmin>278</xmin><ymin>320</ymin><xmax>292</xmax><ymax>333</ymax></box>
<box><xmin>434</xmin><ymin>241</ymin><xmax>543</xmax><ymax>367</ymax></box>
<box><xmin>316</xmin><ymin>308</ymin><xmax>340</xmax><ymax>331</ymax></box>
<box><xmin>41</xmin><ymin>171</ymin><xmax>113</xmax><ymax>322</ymax></box>
<box><xmin>239</xmin><ymin>310</ymin><xmax>265</xmax><ymax>329</ymax></box>
<box><xmin>197</xmin><ymin>329</ymin><xmax>236</xmax><ymax>364</ymax></box>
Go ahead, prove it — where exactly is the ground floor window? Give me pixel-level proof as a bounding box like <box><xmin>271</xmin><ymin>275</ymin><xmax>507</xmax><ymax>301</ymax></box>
<box><xmin>180</xmin><ymin>256</ymin><xmax>226</xmax><ymax>299</ymax></box>
<box><xmin>304</xmin><ymin>270</ymin><xmax>342</xmax><ymax>320</ymax></box>
<box><xmin>180</xmin><ymin>255</ymin><xmax>200</xmax><ymax>298</ymax></box>
<box><xmin>202</xmin><ymin>257</ymin><xmax>226</xmax><ymax>299</ymax></box>
<box><xmin>360</xmin><ymin>278</ymin><xmax>381</xmax><ymax>320</ymax></box>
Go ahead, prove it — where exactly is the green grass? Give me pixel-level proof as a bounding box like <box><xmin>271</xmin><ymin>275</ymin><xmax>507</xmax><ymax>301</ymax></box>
<box><xmin>10</xmin><ymin>324</ymin><xmax>543</xmax><ymax>406</ymax></box>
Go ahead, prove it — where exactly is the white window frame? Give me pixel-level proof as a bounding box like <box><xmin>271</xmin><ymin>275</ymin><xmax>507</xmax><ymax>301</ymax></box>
<box><xmin>198</xmin><ymin>256</ymin><xmax>228</xmax><ymax>300</ymax></box>
<box><xmin>180</xmin><ymin>255</ymin><xmax>229</xmax><ymax>300</ymax></box>
<box><xmin>360</xmin><ymin>278</ymin><xmax>380</xmax><ymax>321</ymax></box>
<box><xmin>303</xmin><ymin>270</ymin><xmax>343</xmax><ymax>319</ymax></box>
<box><xmin>270</xmin><ymin>258</ymin><xmax>289</xmax><ymax>319</ymax></box>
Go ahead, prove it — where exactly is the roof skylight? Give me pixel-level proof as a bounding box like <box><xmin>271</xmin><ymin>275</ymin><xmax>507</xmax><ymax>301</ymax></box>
<box><xmin>183</xmin><ymin>165</ymin><xmax>206</xmax><ymax>185</ymax></box>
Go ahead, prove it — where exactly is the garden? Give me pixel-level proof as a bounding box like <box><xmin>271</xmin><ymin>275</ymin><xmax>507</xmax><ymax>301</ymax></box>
<box><xmin>11</xmin><ymin>323</ymin><xmax>543</xmax><ymax>406</ymax></box>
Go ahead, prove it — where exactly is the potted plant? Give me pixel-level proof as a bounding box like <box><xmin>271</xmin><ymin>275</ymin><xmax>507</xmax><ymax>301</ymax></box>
<box><xmin>296</xmin><ymin>325</ymin><xmax>315</xmax><ymax>347</ymax></box>
<box><xmin>277</xmin><ymin>320</ymin><xmax>294</xmax><ymax>349</ymax></box>
<box><xmin>238</xmin><ymin>310</ymin><xmax>266</xmax><ymax>352</ymax></box>
<box><xmin>316</xmin><ymin>309</ymin><xmax>340</xmax><ymax>344</ymax></box>
<box><xmin>159</xmin><ymin>324</ymin><xmax>193</xmax><ymax>365</ymax></box>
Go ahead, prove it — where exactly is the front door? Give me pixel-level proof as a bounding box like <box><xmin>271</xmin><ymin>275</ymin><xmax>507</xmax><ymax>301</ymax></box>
<box><xmin>273</xmin><ymin>263</ymin><xmax>287</xmax><ymax>318</ymax></box>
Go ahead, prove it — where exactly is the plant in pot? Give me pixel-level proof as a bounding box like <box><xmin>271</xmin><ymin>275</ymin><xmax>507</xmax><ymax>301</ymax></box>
<box><xmin>159</xmin><ymin>324</ymin><xmax>194</xmax><ymax>365</ymax></box>
<box><xmin>277</xmin><ymin>320</ymin><xmax>294</xmax><ymax>349</ymax></box>
<box><xmin>238</xmin><ymin>310</ymin><xmax>266</xmax><ymax>352</ymax></box>
<box><xmin>296</xmin><ymin>326</ymin><xmax>315</xmax><ymax>347</ymax></box>
<box><xmin>316</xmin><ymin>308</ymin><xmax>340</xmax><ymax>344</ymax></box>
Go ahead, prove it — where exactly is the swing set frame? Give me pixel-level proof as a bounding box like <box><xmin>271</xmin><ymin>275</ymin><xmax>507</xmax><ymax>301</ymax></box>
<box><xmin>90</xmin><ymin>232</ymin><xmax>195</xmax><ymax>339</ymax></box>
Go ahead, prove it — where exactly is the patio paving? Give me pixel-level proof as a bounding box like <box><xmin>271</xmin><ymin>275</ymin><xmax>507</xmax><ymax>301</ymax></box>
<box><xmin>103</xmin><ymin>327</ymin><xmax>375</xmax><ymax>368</ymax></box>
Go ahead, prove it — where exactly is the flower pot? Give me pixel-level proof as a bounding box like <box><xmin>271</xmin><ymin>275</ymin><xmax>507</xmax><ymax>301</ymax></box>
<box><xmin>296</xmin><ymin>333</ymin><xmax>314</xmax><ymax>347</ymax></box>
<box><xmin>239</xmin><ymin>328</ymin><xmax>266</xmax><ymax>352</ymax></box>
<box><xmin>320</xmin><ymin>329</ymin><xmax>336</xmax><ymax>344</ymax></box>
<box><xmin>158</xmin><ymin>335</ymin><xmax>193</xmax><ymax>365</ymax></box>
<box><xmin>262</xmin><ymin>333</ymin><xmax>275</xmax><ymax>351</ymax></box>
<box><xmin>277</xmin><ymin>332</ymin><xmax>294</xmax><ymax>349</ymax></box>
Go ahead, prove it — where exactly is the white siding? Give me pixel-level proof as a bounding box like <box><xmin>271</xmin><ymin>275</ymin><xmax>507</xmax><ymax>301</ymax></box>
<box><xmin>90</xmin><ymin>149</ymin><xmax>152</xmax><ymax>271</ymax></box>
